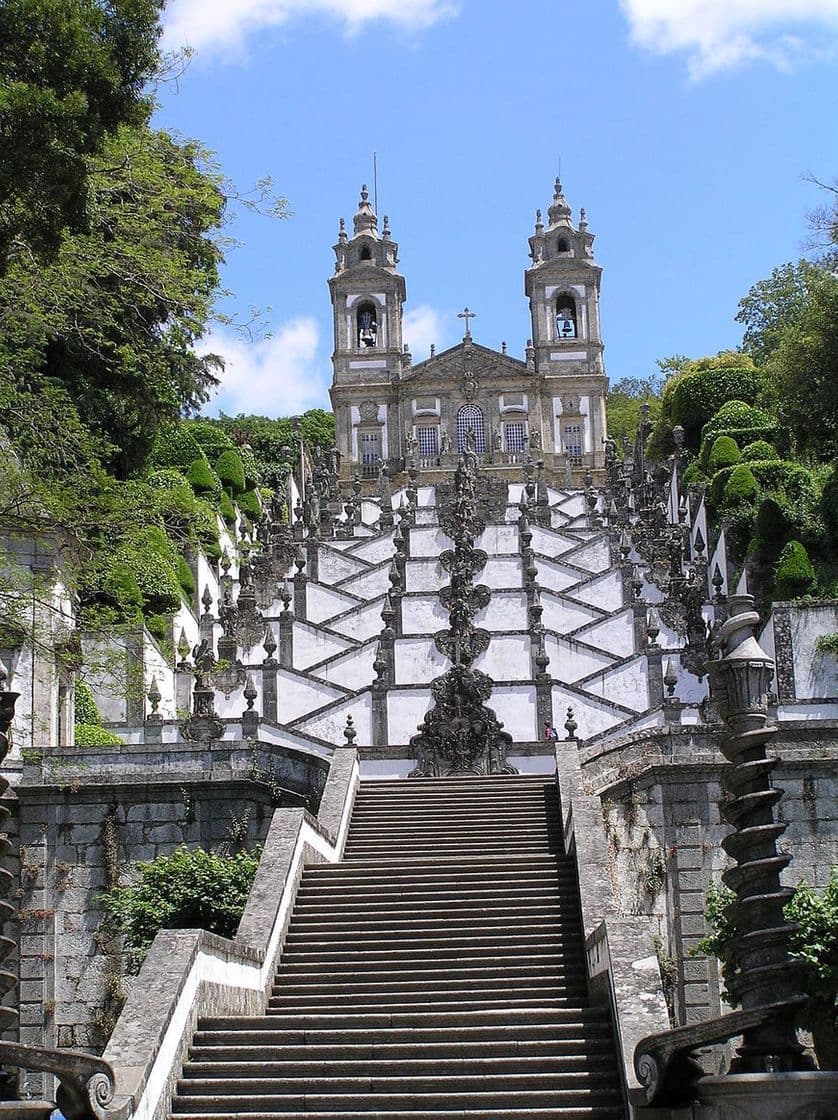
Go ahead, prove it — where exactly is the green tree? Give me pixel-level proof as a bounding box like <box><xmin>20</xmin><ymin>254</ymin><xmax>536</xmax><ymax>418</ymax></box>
<box><xmin>605</xmin><ymin>375</ymin><xmax>664</xmax><ymax>445</ymax></box>
<box><xmin>0</xmin><ymin>0</ymin><xmax>165</xmax><ymax>269</ymax></box>
<box><xmin>736</xmin><ymin>259</ymin><xmax>828</xmax><ymax>367</ymax></box>
<box><xmin>0</xmin><ymin>124</ymin><xmax>226</xmax><ymax>475</ymax></box>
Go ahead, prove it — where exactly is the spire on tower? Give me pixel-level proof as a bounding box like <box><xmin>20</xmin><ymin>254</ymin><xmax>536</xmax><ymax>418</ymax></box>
<box><xmin>353</xmin><ymin>184</ymin><xmax>378</xmax><ymax>237</ymax></box>
<box><xmin>547</xmin><ymin>176</ymin><xmax>572</xmax><ymax>227</ymax></box>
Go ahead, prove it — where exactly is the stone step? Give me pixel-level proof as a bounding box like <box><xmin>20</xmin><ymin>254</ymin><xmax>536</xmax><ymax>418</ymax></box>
<box><xmin>296</xmin><ymin>864</ymin><xmax>575</xmax><ymax>885</ymax></box>
<box><xmin>284</xmin><ymin>917</ymin><xmax>578</xmax><ymax>938</ymax></box>
<box><xmin>273</xmin><ymin>974</ymin><xmax>576</xmax><ymax>997</ymax></box>
<box><xmin>271</xmin><ymin>961</ymin><xmax>580</xmax><ymax>984</ymax></box>
<box><xmin>183</xmin><ymin>1053</ymin><xmax>612</xmax><ymax>1077</ymax></box>
<box><xmin>177</xmin><ymin>1071</ymin><xmax>618</xmax><ymax>1095</ymax></box>
<box><xmin>172</xmin><ymin>1108</ymin><xmax>622</xmax><ymax>1119</ymax></box>
<box><xmin>288</xmin><ymin>911</ymin><xmax>574</xmax><ymax>932</ymax></box>
<box><xmin>188</xmin><ymin>1037</ymin><xmax>615</xmax><ymax>1062</ymax></box>
<box><xmin>293</xmin><ymin>884</ymin><xmax>570</xmax><ymax>904</ymax></box>
<box><xmin>290</xmin><ymin>902</ymin><xmax>573</xmax><ymax>921</ymax></box>
<box><xmin>267</xmin><ymin>995</ymin><xmax>588</xmax><ymax>1015</ymax></box>
<box><xmin>171</xmin><ymin>1087</ymin><xmax>619</xmax><ymax>1112</ymax></box>
<box><xmin>282</xmin><ymin>931</ymin><xmax>579</xmax><ymax>953</ymax></box>
<box><xmin>277</xmin><ymin>949</ymin><xmax>582</xmax><ymax>972</ymax></box>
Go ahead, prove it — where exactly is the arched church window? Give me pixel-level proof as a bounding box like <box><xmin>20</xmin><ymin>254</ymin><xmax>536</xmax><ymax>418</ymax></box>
<box><xmin>557</xmin><ymin>237</ymin><xmax>569</xmax><ymax>253</ymax></box>
<box><xmin>556</xmin><ymin>294</ymin><xmax>577</xmax><ymax>340</ymax></box>
<box><xmin>356</xmin><ymin>302</ymin><xmax>378</xmax><ymax>349</ymax></box>
<box><xmin>360</xmin><ymin>245</ymin><xmax>372</xmax><ymax>261</ymax></box>
<box><xmin>456</xmin><ymin>405</ymin><xmax>486</xmax><ymax>454</ymax></box>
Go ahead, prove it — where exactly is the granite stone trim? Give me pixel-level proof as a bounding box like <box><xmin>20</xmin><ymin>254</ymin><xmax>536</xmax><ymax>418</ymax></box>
<box><xmin>554</xmin><ymin>743</ymin><xmax>670</xmax><ymax>1101</ymax></box>
<box><xmin>91</xmin><ymin>749</ymin><xmax>359</xmax><ymax>1120</ymax></box>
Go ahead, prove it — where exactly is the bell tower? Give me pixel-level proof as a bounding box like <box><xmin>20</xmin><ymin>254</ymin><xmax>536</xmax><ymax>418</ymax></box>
<box><xmin>328</xmin><ymin>186</ymin><xmax>406</xmax><ymax>477</ymax></box>
<box><xmin>524</xmin><ymin>178</ymin><xmax>608</xmax><ymax>471</ymax></box>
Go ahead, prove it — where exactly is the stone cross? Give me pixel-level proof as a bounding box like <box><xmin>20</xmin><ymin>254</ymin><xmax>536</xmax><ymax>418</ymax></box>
<box><xmin>457</xmin><ymin>306</ymin><xmax>477</xmax><ymax>338</ymax></box>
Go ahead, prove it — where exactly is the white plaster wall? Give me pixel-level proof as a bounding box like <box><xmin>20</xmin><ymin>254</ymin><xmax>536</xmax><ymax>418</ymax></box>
<box><xmin>550</xmin><ymin>684</ymin><xmax>623</xmax><ymax>739</ymax></box>
<box><xmin>292</xmin><ymin>622</ymin><xmax>353</xmax><ymax>671</ymax></box>
<box><xmin>409</xmin><ymin>527</ymin><xmax>450</xmax><ymax>557</ymax></box>
<box><xmin>545</xmin><ymin>636</ymin><xmax>615</xmax><ymax>684</ymax></box>
<box><xmin>277</xmin><ymin>669</ymin><xmax>347</xmax><ymax>724</ymax></box>
<box><xmin>417</xmin><ymin>486</ymin><xmax>435</xmax><ymax>507</ymax></box>
<box><xmin>571</xmin><ymin>570</ymin><xmax>623</xmax><ymax>611</ymax></box>
<box><xmin>477</xmin><ymin>525</ymin><xmax>519</xmax><ymax>556</ymax></box>
<box><xmin>491</xmin><ymin>685</ymin><xmax>538</xmax><ymax>741</ymax></box>
<box><xmin>316</xmin><ymin>642</ymin><xmax>378</xmax><ymax>691</ymax></box>
<box><xmin>788</xmin><ymin>604</ymin><xmax>838</xmax><ymax>699</ymax></box>
<box><xmin>777</xmin><ymin>701</ymin><xmax>838</xmax><ymax>721</ymax></box>
<box><xmin>83</xmin><ymin>635</ymin><xmax>129</xmax><ymax>723</ymax></box>
<box><xmin>306</xmin><ymin>583</ymin><xmax>361</xmax><ymax>624</ymax></box>
<box><xmin>401</xmin><ymin>595</ymin><xmax>448</xmax><ymax>634</ymax></box>
<box><xmin>339</xmin><ymin>565</ymin><xmax>392</xmax><ymax>599</ymax></box>
<box><xmin>582</xmin><ymin>656</ymin><xmax>650</xmax><ymax>713</ymax></box>
<box><xmin>295</xmin><ymin>691</ymin><xmax>372</xmax><ymax>746</ymax></box>
<box><xmin>551</xmin><ymin>492</ymin><xmax>586</xmax><ymax>517</ymax></box>
<box><xmin>394</xmin><ymin>639</ymin><xmax>449</xmax><ymax>685</ymax></box>
<box><xmin>674</xmin><ymin>670</ymin><xmax>709</xmax><ymax>703</ymax></box>
<box><xmin>531</xmin><ymin>526</ymin><xmax>576</xmax><ymax>557</ymax></box>
<box><xmin>318</xmin><ymin>548</ymin><xmax>369</xmax><ymax>585</ymax></box>
<box><xmin>388</xmin><ymin>688</ymin><xmax>433</xmax><ymax>744</ymax></box>
<box><xmin>575</xmin><ymin>610</ymin><xmax>636</xmax><ymax>657</ymax></box>
<box><xmin>482</xmin><ymin>557</ymin><xmax>522</xmax><ymax>589</ymax></box>
<box><xmin>195</xmin><ymin>551</ymin><xmax>221</xmax><ymax>605</ymax></box>
<box><xmin>540</xmin><ymin>592</ymin><xmax>601</xmax><ymax>635</ymax></box>
<box><xmin>474</xmin><ymin>634</ymin><xmax>532</xmax><ymax>681</ymax></box>
<box><xmin>536</xmin><ymin>559</ymin><xmax>580</xmax><ymax>594</ymax></box>
<box><xmin>328</xmin><ymin>598</ymin><xmax>387</xmax><ymax>642</ymax></box>
<box><xmin>142</xmin><ymin>635</ymin><xmax>176</xmax><ymax>720</ymax></box>
<box><xmin>476</xmin><ymin>591</ymin><xmax>528</xmax><ymax>631</ymax></box>
<box><xmin>566</xmin><ymin>536</ymin><xmax>611</xmax><ymax>574</ymax></box>
<box><xmin>405</xmin><ymin>560</ymin><xmax>444</xmax><ymax>593</ymax></box>
<box><xmin>360</xmin><ymin>499</ymin><xmax>381</xmax><ymax>526</ymax></box>
<box><xmin>346</xmin><ymin>533</ymin><xmax>395</xmax><ymax>565</ymax></box>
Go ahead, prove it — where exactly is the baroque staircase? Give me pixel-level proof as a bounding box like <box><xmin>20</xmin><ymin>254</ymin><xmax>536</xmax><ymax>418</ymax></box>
<box><xmin>170</xmin><ymin>774</ymin><xmax>625</xmax><ymax>1119</ymax></box>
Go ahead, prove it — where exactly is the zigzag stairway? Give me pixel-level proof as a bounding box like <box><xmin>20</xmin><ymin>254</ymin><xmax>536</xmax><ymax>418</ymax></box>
<box><xmin>170</xmin><ymin>774</ymin><xmax>625</xmax><ymax>1119</ymax></box>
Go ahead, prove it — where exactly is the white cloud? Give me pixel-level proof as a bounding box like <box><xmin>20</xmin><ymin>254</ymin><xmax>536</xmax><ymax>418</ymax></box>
<box><xmin>403</xmin><ymin>305</ymin><xmax>449</xmax><ymax>361</ymax></box>
<box><xmin>620</xmin><ymin>0</ymin><xmax>838</xmax><ymax>77</ymax></box>
<box><xmin>202</xmin><ymin>318</ymin><xmax>331</xmax><ymax>418</ymax></box>
<box><xmin>163</xmin><ymin>0</ymin><xmax>456</xmax><ymax>54</ymax></box>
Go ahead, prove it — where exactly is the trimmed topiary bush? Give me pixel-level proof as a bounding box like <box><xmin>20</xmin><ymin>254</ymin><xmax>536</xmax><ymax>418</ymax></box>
<box><xmin>146</xmin><ymin>468</ymin><xmax>189</xmax><ymax>490</ymax></box>
<box><xmin>186</xmin><ymin>457</ymin><xmax>222</xmax><ymax>497</ymax></box>
<box><xmin>75</xmin><ymin>723</ymin><xmax>123</xmax><ymax>747</ymax></box>
<box><xmin>75</xmin><ymin>681</ymin><xmax>100</xmax><ymax>726</ymax></box>
<box><xmin>175</xmin><ymin>555</ymin><xmax>196</xmax><ymax>596</ymax></box>
<box><xmin>709</xmin><ymin>436</ymin><xmax>741</xmax><ymax>472</ymax></box>
<box><xmin>185</xmin><ymin>420</ymin><xmax>236</xmax><ymax>459</ymax></box>
<box><xmin>741</xmin><ymin>440</ymin><xmax>777</xmax><ymax>462</ymax></box>
<box><xmin>75</xmin><ymin>680</ymin><xmax>123</xmax><ymax>747</ymax></box>
<box><xmin>724</xmin><ymin>464</ymin><xmax>759</xmax><ymax>506</ymax></box>
<box><xmin>748</xmin><ymin>461</ymin><xmax>818</xmax><ymax>507</ymax></box>
<box><xmin>702</xmin><ymin>400</ymin><xmax>775</xmax><ymax>443</ymax></box>
<box><xmin>671</xmin><ymin>360</ymin><xmax>766</xmax><ymax>446</ymax></box>
<box><xmin>216</xmin><ymin>449</ymin><xmax>246</xmax><ymax>495</ymax></box>
<box><xmin>219</xmin><ymin>491</ymin><xmax>236</xmax><ymax>526</ymax></box>
<box><xmin>774</xmin><ymin>539</ymin><xmax>816</xmax><ymax>600</ymax></box>
<box><xmin>756</xmin><ymin>496</ymin><xmax>791</xmax><ymax>544</ymax></box>
<box><xmin>237</xmin><ymin>488</ymin><xmax>262</xmax><ymax>520</ymax></box>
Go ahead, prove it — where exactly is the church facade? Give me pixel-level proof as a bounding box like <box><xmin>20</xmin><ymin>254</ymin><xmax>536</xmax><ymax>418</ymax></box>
<box><xmin>328</xmin><ymin>179</ymin><xmax>610</xmax><ymax>483</ymax></box>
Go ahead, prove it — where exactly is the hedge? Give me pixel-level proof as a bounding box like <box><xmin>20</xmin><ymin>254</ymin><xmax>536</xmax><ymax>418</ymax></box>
<box><xmin>219</xmin><ymin>491</ymin><xmax>236</xmax><ymax>526</ymax></box>
<box><xmin>755</xmin><ymin>496</ymin><xmax>791</xmax><ymax>544</ymax></box>
<box><xmin>147</xmin><ymin>469</ymin><xmax>189</xmax><ymax>490</ymax></box>
<box><xmin>741</xmin><ymin>440</ymin><xmax>777</xmax><ymax>462</ymax></box>
<box><xmin>216</xmin><ymin>449</ymin><xmax>246</xmax><ymax>495</ymax></box>
<box><xmin>149</xmin><ymin>424</ymin><xmax>205</xmax><ymax>471</ymax></box>
<box><xmin>672</xmin><ymin>365</ymin><xmax>766</xmax><ymax>444</ymax></box>
<box><xmin>724</xmin><ymin>464</ymin><xmax>759</xmax><ymax>506</ymax></box>
<box><xmin>237</xmin><ymin>488</ymin><xmax>262</xmax><ymax>520</ymax></box>
<box><xmin>702</xmin><ymin>400</ymin><xmax>775</xmax><ymax>442</ymax></box>
<box><xmin>774</xmin><ymin>539</ymin><xmax>816</xmax><ymax>600</ymax></box>
<box><xmin>75</xmin><ymin>681</ymin><xmax>100</xmax><ymax>726</ymax></box>
<box><xmin>175</xmin><ymin>555</ymin><xmax>196</xmax><ymax>596</ymax></box>
<box><xmin>748</xmin><ymin>461</ymin><xmax>818</xmax><ymax>506</ymax></box>
<box><xmin>185</xmin><ymin>420</ymin><xmax>236</xmax><ymax>459</ymax></box>
<box><xmin>75</xmin><ymin>723</ymin><xmax>123</xmax><ymax>747</ymax></box>
<box><xmin>708</xmin><ymin>436</ymin><xmax>740</xmax><ymax>472</ymax></box>
<box><xmin>186</xmin><ymin>457</ymin><xmax>222</xmax><ymax>497</ymax></box>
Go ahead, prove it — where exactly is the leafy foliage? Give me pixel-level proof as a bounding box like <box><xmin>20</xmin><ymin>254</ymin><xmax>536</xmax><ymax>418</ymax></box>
<box><xmin>75</xmin><ymin>722</ymin><xmax>123</xmax><ymax>747</ymax></box>
<box><xmin>708</xmin><ymin>436</ymin><xmax>740</xmax><ymax>472</ymax></box>
<box><xmin>741</xmin><ymin>439</ymin><xmax>778</xmax><ymax>462</ymax></box>
<box><xmin>0</xmin><ymin>0</ymin><xmax>164</xmax><ymax>268</ymax></box>
<box><xmin>605</xmin><ymin>375</ymin><xmax>664</xmax><ymax>445</ymax></box>
<box><xmin>215</xmin><ymin>449</ymin><xmax>246</xmax><ymax>495</ymax></box>
<box><xmin>698</xmin><ymin>873</ymin><xmax>838</xmax><ymax>1068</ymax></box>
<box><xmin>74</xmin><ymin>680</ymin><xmax>100</xmax><ymax>726</ymax></box>
<box><xmin>100</xmin><ymin>845</ymin><xmax>261</xmax><ymax>972</ymax></box>
<box><xmin>185</xmin><ymin>457</ymin><xmax>221</xmax><ymax>497</ymax></box>
<box><xmin>724</xmin><ymin>464</ymin><xmax>759</xmax><ymax>506</ymax></box>
<box><xmin>74</xmin><ymin>678</ymin><xmax>122</xmax><ymax>746</ymax></box>
<box><xmin>774</xmin><ymin>540</ymin><xmax>817</xmax><ymax>601</ymax></box>
<box><xmin>209</xmin><ymin>411</ymin><xmax>336</xmax><ymax>490</ymax></box>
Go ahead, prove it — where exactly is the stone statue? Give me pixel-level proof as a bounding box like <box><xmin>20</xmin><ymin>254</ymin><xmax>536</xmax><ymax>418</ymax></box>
<box><xmin>529</xmin><ymin>427</ymin><xmax>542</xmax><ymax>450</ymax></box>
<box><xmin>465</xmin><ymin>427</ymin><xmax>477</xmax><ymax>455</ymax></box>
<box><xmin>492</xmin><ymin>429</ymin><xmax>502</xmax><ymax>451</ymax></box>
<box><xmin>440</xmin><ymin>426</ymin><xmax>451</xmax><ymax>454</ymax></box>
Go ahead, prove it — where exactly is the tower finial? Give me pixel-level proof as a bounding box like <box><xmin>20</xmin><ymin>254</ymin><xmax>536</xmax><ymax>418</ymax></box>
<box><xmin>353</xmin><ymin>182</ymin><xmax>378</xmax><ymax>236</ymax></box>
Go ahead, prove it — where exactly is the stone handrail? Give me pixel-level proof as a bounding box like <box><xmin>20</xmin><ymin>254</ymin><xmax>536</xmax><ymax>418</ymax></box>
<box><xmin>554</xmin><ymin>742</ymin><xmax>670</xmax><ymax>1099</ymax></box>
<box><xmin>90</xmin><ymin>747</ymin><xmax>359</xmax><ymax>1120</ymax></box>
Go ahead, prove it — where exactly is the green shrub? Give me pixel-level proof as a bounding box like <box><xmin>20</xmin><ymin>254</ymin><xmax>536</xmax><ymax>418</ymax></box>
<box><xmin>708</xmin><ymin>436</ymin><xmax>740</xmax><ymax>471</ymax></box>
<box><xmin>75</xmin><ymin>680</ymin><xmax>101</xmax><ymax>726</ymax></box>
<box><xmin>238</xmin><ymin>444</ymin><xmax>261</xmax><ymax>489</ymax></box>
<box><xmin>175</xmin><ymin>555</ymin><xmax>195</xmax><ymax>596</ymax></box>
<box><xmin>219</xmin><ymin>491</ymin><xmax>236</xmax><ymax>526</ymax></box>
<box><xmin>682</xmin><ymin>461</ymin><xmax>701</xmax><ymax>485</ymax></box>
<box><xmin>116</xmin><ymin>529</ymin><xmax>183</xmax><ymax>614</ymax></box>
<box><xmin>185</xmin><ymin>420</ymin><xmax>236</xmax><ymax>459</ymax></box>
<box><xmin>148</xmin><ymin>424</ymin><xmax>205</xmax><ymax>471</ymax></box>
<box><xmin>701</xmin><ymin>400</ymin><xmax>775</xmax><ymax>442</ymax></box>
<box><xmin>748</xmin><ymin>461</ymin><xmax>818</xmax><ymax>506</ymax></box>
<box><xmin>670</xmin><ymin>357</ymin><xmax>766</xmax><ymax>447</ymax></box>
<box><xmin>100</xmin><ymin>846</ymin><xmax>262</xmax><ymax>972</ymax></box>
<box><xmin>99</xmin><ymin>560</ymin><xmax>145</xmax><ymax>622</ymax></box>
<box><xmin>741</xmin><ymin>440</ymin><xmax>777</xmax><ymax>462</ymax></box>
<box><xmin>237</xmin><ymin>488</ymin><xmax>262</xmax><ymax>520</ymax></box>
<box><xmin>75</xmin><ymin>723</ymin><xmax>123</xmax><ymax>747</ymax></box>
<box><xmin>145</xmin><ymin>613</ymin><xmax>169</xmax><ymax>643</ymax></box>
<box><xmin>774</xmin><ymin>539</ymin><xmax>816</xmax><ymax>600</ymax></box>
<box><xmin>724</xmin><ymin>464</ymin><xmax>759</xmax><ymax>506</ymax></box>
<box><xmin>819</xmin><ymin>469</ymin><xmax>838</xmax><ymax>538</ymax></box>
<box><xmin>146</xmin><ymin>469</ymin><xmax>189</xmax><ymax>490</ymax></box>
<box><xmin>186</xmin><ymin>457</ymin><xmax>222</xmax><ymax>496</ymax></box>
<box><xmin>215</xmin><ymin>449</ymin><xmax>246</xmax><ymax>495</ymax></box>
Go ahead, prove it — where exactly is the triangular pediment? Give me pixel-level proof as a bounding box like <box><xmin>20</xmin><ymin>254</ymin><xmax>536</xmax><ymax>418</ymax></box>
<box><xmin>404</xmin><ymin>340</ymin><xmax>529</xmax><ymax>385</ymax></box>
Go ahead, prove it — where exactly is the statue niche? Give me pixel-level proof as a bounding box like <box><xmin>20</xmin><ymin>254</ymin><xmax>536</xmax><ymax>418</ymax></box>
<box><xmin>356</xmin><ymin>301</ymin><xmax>378</xmax><ymax>349</ymax></box>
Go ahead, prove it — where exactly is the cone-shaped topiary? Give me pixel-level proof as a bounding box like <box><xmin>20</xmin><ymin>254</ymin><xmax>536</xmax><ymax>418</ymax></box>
<box><xmin>219</xmin><ymin>491</ymin><xmax>236</xmax><ymax>526</ymax></box>
<box><xmin>709</xmin><ymin>436</ymin><xmax>741</xmax><ymax>471</ymax></box>
<box><xmin>216</xmin><ymin>449</ymin><xmax>246</xmax><ymax>495</ymax></box>
<box><xmin>186</xmin><ymin>457</ymin><xmax>222</xmax><ymax>496</ymax></box>
<box><xmin>724</xmin><ymin>464</ymin><xmax>759</xmax><ymax>506</ymax></box>
<box><xmin>756</xmin><ymin>496</ymin><xmax>790</xmax><ymax>544</ymax></box>
<box><xmin>741</xmin><ymin>440</ymin><xmax>777</xmax><ymax>462</ymax></box>
<box><xmin>237</xmin><ymin>488</ymin><xmax>262</xmax><ymax>520</ymax></box>
<box><xmin>774</xmin><ymin>539</ymin><xmax>816</xmax><ymax>600</ymax></box>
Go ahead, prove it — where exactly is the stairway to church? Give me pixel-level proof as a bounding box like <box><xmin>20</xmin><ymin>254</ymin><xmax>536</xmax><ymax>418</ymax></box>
<box><xmin>170</xmin><ymin>775</ymin><xmax>625</xmax><ymax>1119</ymax></box>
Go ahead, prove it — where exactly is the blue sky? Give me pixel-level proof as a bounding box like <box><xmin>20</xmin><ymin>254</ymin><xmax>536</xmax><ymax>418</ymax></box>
<box><xmin>153</xmin><ymin>0</ymin><xmax>838</xmax><ymax>418</ymax></box>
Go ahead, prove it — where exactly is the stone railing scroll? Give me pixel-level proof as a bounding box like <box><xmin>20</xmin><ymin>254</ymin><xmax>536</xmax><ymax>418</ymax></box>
<box><xmin>90</xmin><ymin>747</ymin><xmax>359</xmax><ymax>1120</ymax></box>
